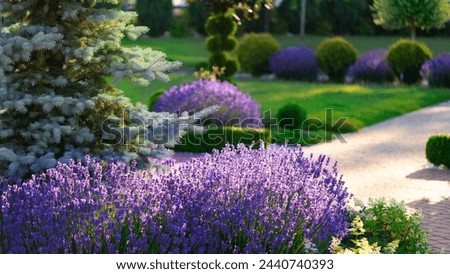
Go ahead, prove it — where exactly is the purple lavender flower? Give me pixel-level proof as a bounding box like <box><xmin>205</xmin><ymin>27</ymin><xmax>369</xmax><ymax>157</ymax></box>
<box><xmin>347</xmin><ymin>49</ymin><xmax>394</xmax><ymax>83</ymax></box>
<box><xmin>420</xmin><ymin>54</ymin><xmax>450</xmax><ymax>88</ymax></box>
<box><xmin>1</xmin><ymin>144</ymin><xmax>350</xmax><ymax>254</ymax></box>
<box><xmin>269</xmin><ymin>47</ymin><xmax>319</xmax><ymax>81</ymax></box>
<box><xmin>153</xmin><ymin>80</ymin><xmax>262</xmax><ymax>127</ymax></box>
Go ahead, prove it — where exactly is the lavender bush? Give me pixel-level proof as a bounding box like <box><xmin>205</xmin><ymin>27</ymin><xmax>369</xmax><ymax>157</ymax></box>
<box><xmin>269</xmin><ymin>47</ymin><xmax>319</xmax><ymax>81</ymax></box>
<box><xmin>420</xmin><ymin>54</ymin><xmax>450</xmax><ymax>88</ymax></box>
<box><xmin>153</xmin><ymin>80</ymin><xmax>262</xmax><ymax>127</ymax></box>
<box><xmin>347</xmin><ymin>50</ymin><xmax>394</xmax><ymax>83</ymax></box>
<box><xmin>1</xmin><ymin>144</ymin><xmax>350</xmax><ymax>254</ymax></box>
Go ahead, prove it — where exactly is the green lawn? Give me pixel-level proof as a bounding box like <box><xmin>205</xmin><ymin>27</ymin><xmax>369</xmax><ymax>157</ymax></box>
<box><xmin>117</xmin><ymin>75</ymin><xmax>450</xmax><ymax>131</ymax></box>
<box><xmin>123</xmin><ymin>35</ymin><xmax>450</xmax><ymax>70</ymax></box>
<box><xmin>118</xmin><ymin>35</ymin><xmax>450</xmax><ymax>134</ymax></box>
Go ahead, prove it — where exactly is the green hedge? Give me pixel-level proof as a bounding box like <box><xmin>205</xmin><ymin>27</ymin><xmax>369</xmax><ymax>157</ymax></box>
<box><xmin>174</xmin><ymin>126</ymin><xmax>272</xmax><ymax>153</ymax></box>
<box><xmin>426</xmin><ymin>134</ymin><xmax>450</xmax><ymax>168</ymax></box>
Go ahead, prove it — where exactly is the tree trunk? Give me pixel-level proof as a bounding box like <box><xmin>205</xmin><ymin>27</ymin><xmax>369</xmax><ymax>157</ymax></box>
<box><xmin>264</xmin><ymin>7</ymin><xmax>270</xmax><ymax>33</ymax></box>
<box><xmin>411</xmin><ymin>25</ymin><xmax>416</xmax><ymax>40</ymax></box>
<box><xmin>300</xmin><ymin>0</ymin><xmax>307</xmax><ymax>45</ymax></box>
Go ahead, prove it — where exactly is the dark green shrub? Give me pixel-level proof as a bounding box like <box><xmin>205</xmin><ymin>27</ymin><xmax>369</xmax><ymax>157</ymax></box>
<box><xmin>276</xmin><ymin>0</ymin><xmax>374</xmax><ymax>35</ymax></box>
<box><xmin>148</xmin><ymin>89</ymin><xmax>165</xmax><ymax>111</ymax></box>
<box><xmin>170</xmin><ymin>22</ymin><xmax>192</xmax><ymax>38</ymax></box>
<box><xmin>314</xmin><ymin>21</ymin><xmax>333</xmax><ymax>35</ymax></box>
<box><xmin>136</xmin><ymin>0</ymin><xmax>173</xmax><ymax>37</ymax></box>
<box><xmin>316</xmin><ymin>37</ymin><xmax>358</xmax><ymax>82</ymax></box>
<box><xmin>187</xmin><ymin>1</ymin><xmax>209</xmax><ymax>35</ymax></box>
<box><xmin>276</xmin><ymin>103</ymin><xmax>308</xmax><ymax>131</ymax></box>
<box><xmin>222</xmin><ymin>37</ymin><xmax>238</xmax><ymax>51</ymax></box>
<box><xmin>236</xmin><ymin>33</ymin><xmax>280</xmax><ymax>76</ymax></box>
<box><xmin>270</xmin><ymin>11</ymin><xmax>290</xmax><ymax>34</ymax></box>
<box><xmin>170</xmin><ymin>12</ymin><xmax>192</xmax><ymax>38</ymax></box>
<box><xmin>277</xmin><ymin>0</ymin><xmax>320</xmax><ymax>34</ymax></box>
<box><xmin>224</xmin><ymin>59</ymin><xmax>239</xmax><ymax>77</ymax></box>
<box><xmin>174</xmin><ymin>127</ymin><xmax>272</xmax><ymax>153</ymax></box>
<box><xmin>318</xmin><ymin>0</ymin><xmax>374</xmax><ymax>35</ymax></box>
<box><xmin>209</xmin><ymin>52</ymin><xmax>227</xmax><ymax>67</ymax></box>
<box><xmin>195</xmin><ymin>61</ymin><xmax>211</xmax><ymax>71</ymax></box>
<box><xmin>426</xmin><ymin>135</ymin><xmax>450</xmax><ymax>168</ymax></box>
<box><xmin>386</xmin><ymin>39</ymin><xmax>432</xmax><ymax>84</ymax></box>
<box><xmin>346</xmin><ymin>199</ymin><xmax>431</xmax><ymax>254</ymax></box>
<box><xmin>206</xmin><ymin>37</ymin><xmax>238</xmax><ymax>53</ymax></box>
<box><xmin>206</xmin><ymin>36</ymin><xmax>223</xmax><ymax>52</ymax></box>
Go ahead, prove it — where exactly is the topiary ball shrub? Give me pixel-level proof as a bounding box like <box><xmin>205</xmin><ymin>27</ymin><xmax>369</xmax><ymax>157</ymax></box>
<box><xmin>269</xmin><ymin>47</ymin><xmax>319</xmax><ymax>81</ymax></box>
<box><xmin>205</xmin><ymin>14</ymin><xmax>237</xmax><ymax>37</ymax></box>
<box><xmin>347</xmin><ymin>50</ymin><xmax>395</xmax><ymax>83</ymax></box>
<box><xmin>426</xmin><ymin>135</ymin><xmax>450</xmax><ymax>168</ymax></box>
<box><xmin>386</xmin><ymin>39</ymin><xmax>432</xmax><ymax>84</ymax></box>
<box><xmin>420</xmin><ymin>54</ymin><xmax>450</xmax><ymax>88</ymax></box>
<box><xmin>316</xmin><ymin>37</ymin><xmax>358</xmax><ymax>82</ymax></box>
<box><xmin>277</xmin><ymin>103</ymin><xmax>308</xmax><ymax>131</ymax></box>
<box><xmin>153</xmin><ymin>79</ymin><xmax>262</xmax><ymax>127</ymax></box>
<box><xmin>0</xmin><ymin>145</ymin><xmax>351</xmax><ymax>254</ymax></box>
<box><xmin>204</xmin><ymin>14</ymin><xmax>239</xmax><ymax>80</ymax></box>
<box><xmin>236</xmin><ymin>33</ymin><xmax>280</xmax><ymax>76</ymax></box>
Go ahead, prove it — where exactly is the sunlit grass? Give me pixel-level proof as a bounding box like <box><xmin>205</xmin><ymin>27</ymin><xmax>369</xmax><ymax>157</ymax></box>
<box><xmin>116</xmin><ymin>76</ymin><xmax>450</xmax><ymax>132</ymax></box>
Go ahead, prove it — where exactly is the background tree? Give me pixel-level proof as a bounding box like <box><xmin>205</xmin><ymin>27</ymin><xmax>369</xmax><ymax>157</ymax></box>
<box><xmin>372</xmin><ymin>0</ymin><xmax>450</xmax><ymax>40</ymax></box>
<box><xmin>0</xmin><ymin>0</ymin><xmax>211</xmax><ymax>178</ymax></box>
<box><xmin>136</xmin><ymin>0</ymin><xmax>173</xmax><ymax>37</ymax></box>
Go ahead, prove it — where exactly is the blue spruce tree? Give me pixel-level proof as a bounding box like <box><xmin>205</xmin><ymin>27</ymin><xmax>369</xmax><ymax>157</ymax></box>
<box><xmin>0</xmin><ymin>0</ymin><xmax>213</xmax><ymax>178</ymax></box>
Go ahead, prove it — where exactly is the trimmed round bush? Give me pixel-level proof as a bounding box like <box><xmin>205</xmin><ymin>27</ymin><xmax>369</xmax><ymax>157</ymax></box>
<box><xmin>269</xmin><ymin>47</ymin><xmax>319</xmax><ymax>81</ymax></box>
<box><xmin>426</xmin><ymin>135</ymin><xmax>450</xmax><ymax>168</ymax></box>
<box><xmin>209</xmin><ymin>52</ymin><xmax>227</xmax><ymax>66</ymax></box>
<box><xmin>206</xmin><ymin>36</ymin><xmax>222</xmax><ymax>53</ymax></box>
<box><xmin>236</xmin><ymin>33</ymin><xmax>280</xmax><ymax>76</ymax></box>
<box><xmin>153</xmin><ymin>79</ymin><xmax>261</xmax><ymax>127</ymax></box>
<box><xmin>316</xmin><ymin>37</ymin><xmax>358</xmax><ymax>82</ymax></box>
<box><xmin>386</xmin><ymin>39</ymin><xmax>432</xmax><ymax>84</ymax></box>
<box><xmin>277</xmin><ymin>103</ymin><xmax>308</xmax><ymax>131</ymax></box>
<box><xmin>205</xmin><ymin>14</ymin><xmax>237</xmax><ymax>37</ymax></box>
<box><xmin>206</xmin><ymin>36</ymin><xmax>238</xmax><ymax>53</ymax></box>
<box><xmin>347</xmin><ymin>49</ymin><xmax>395</xmax><ymax>83</ymax></box>
<box><xmin>0</xmin><ymin>145</ymin><xmax>350</xmax><ymax>253</ymax></box>
<box><xmin>420</xmin><ymin>54</ymin><xmax>450</xmax><ymax>88</ymax></box>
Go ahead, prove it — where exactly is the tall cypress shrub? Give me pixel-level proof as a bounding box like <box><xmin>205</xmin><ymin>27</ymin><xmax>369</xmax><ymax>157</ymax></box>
<box><xmin>136</xmin><ymin>0</ymin><xmax>173</xmax><ymax>37</ymax></box>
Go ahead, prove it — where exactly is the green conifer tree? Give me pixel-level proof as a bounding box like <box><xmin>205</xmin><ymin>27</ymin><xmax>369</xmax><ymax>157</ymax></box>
<box><xmin>0</xmin><ymin>0</ymin><xmax>213</xmax><ymax>178</ymax></box>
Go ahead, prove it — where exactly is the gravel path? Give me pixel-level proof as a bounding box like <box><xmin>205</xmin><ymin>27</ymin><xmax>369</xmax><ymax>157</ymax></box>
<box><xmin>171</xmin><ymin>100</ymin><xmax>450</xmax><ymax>252</ymax></box>
<box><xmin>301</xmin><ymin>100</ymin><xmax>450</xmax><ymax>252</ymax></box>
